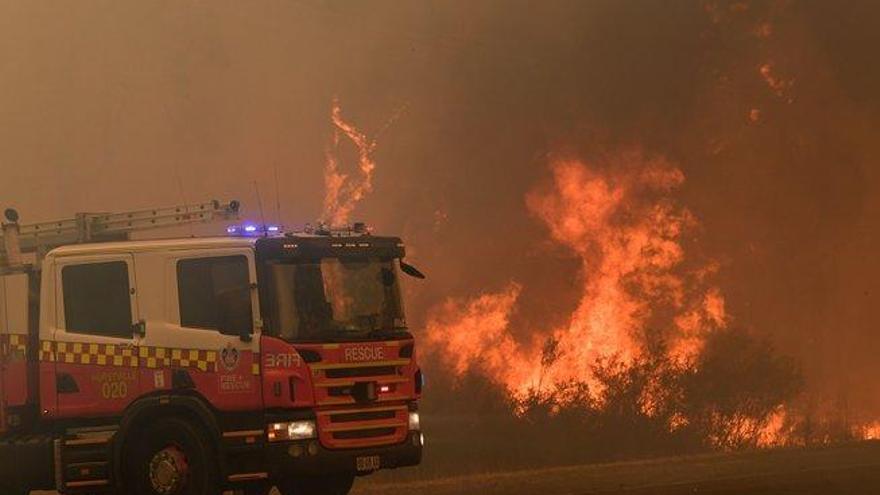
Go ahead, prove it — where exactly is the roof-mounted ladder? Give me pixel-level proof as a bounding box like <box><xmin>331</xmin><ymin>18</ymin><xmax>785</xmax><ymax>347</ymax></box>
<box><xmin>0</xmin><ymin>199</ymin><xmax>240</xmax><ymax>268</ymax></box>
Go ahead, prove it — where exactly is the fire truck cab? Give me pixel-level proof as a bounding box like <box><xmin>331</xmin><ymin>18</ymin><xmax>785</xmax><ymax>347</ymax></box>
<box><xmin>0</xmin><ymin>201</ymin><xmax>423</xmax><ymax>495</ymax></box>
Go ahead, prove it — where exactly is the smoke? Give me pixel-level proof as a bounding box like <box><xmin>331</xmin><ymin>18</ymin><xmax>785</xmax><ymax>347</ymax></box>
<box><xmin>1</xmin><ymin>0</ymin><xmax>879</xmax><ymax>436</ymax></box>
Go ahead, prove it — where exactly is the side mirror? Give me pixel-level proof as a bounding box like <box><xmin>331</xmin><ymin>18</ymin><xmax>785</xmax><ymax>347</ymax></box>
<box><xmin>132</xmin><ymin>320</ymin><xmax>146</xmax><ymax>337</ymax></box>
<box><xmin>400</xmin><ymin>260</ymin><xmax>426</xmax><ymax>279</ymax></box>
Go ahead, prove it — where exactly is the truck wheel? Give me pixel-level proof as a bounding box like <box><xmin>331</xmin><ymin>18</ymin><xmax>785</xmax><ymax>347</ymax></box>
<box><xmin>0</xmin><ymin>483</ymin><xmax>28</xmax><ymax>495</ymax></box>
<box><xmin>125</xmin><ymin>417</ymin><xmax>218</xmax><ymax>495</ymax></box>
<box><xmin>277</xmin><ymin>474</ymin><xmax>355</xmax><ymax>495</ymax></box>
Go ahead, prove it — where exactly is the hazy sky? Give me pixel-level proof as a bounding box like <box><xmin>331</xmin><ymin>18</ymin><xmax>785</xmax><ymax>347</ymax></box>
<box><xmin>2</xmin><ymin>1</ymin><xmax>880</xmax><ymax>417</ymax></box>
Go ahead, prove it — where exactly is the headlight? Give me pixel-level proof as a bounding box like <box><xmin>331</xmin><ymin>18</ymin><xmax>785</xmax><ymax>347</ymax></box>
<box><xmin>267</xmin><ymin>420</ymin><xmax>317</xmax><ymax>442</ymax></box>
<box><xmin>408</xmin><ymin>411</ymin><xmax>420</xmax><ymax>431</ymax></box>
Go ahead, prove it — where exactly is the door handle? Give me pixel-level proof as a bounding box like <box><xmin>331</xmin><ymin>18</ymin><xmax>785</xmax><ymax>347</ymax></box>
<box><xmin>132</xmin><ymin>320</ymin><xmax>146</xmax><ymax>337</ymax></box>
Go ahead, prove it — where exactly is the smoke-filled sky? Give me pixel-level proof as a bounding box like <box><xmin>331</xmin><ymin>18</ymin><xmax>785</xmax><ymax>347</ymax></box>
<box><xmin>1</xmin><ymin>1</ymin><xmax>880</xmax><ymax>417</ymax></box>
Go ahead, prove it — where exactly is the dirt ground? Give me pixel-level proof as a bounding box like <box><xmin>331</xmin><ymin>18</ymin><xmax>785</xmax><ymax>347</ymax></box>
<box><xmin>353</xmin><ymin>441</ymin><xmax>880</xmax><ymax>495</ymax></box>
<box><xmin>29</xmin><ymin>442</ymin><xmax>880</xmax><ymax>494</ymax></box>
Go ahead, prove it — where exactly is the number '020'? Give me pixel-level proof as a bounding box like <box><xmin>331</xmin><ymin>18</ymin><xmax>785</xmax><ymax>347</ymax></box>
<box><xmin>101</xmin><ymin>381</ymin><xmax>128</xmax><ymax>399</ymax></box>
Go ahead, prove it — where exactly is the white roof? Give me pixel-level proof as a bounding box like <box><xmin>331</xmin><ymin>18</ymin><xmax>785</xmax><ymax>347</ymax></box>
<box><xmin>48</xmin><ymin>236</ymin><xmax>257</xmax><ymax>258</ymax></box>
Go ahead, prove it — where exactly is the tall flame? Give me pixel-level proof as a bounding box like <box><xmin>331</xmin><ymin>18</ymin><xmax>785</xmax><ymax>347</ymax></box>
<box><xmin>322</xmin><ymin>98</ymin><xmax>378</xmax><ymax>226</ymax></box>
<box><xmin>426</xmin><ymin>151</ymin><xmax>726</xmax><ymax>398</ymax></box>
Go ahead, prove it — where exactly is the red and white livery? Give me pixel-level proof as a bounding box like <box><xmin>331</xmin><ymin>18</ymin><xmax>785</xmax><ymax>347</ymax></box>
<box><xmin>0</xmin><ymin>200</ymin><xmax>424</xmax><ymax>495</ymax></box>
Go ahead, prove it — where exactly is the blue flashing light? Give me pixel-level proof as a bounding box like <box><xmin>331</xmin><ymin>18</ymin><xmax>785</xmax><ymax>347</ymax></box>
<box><xmin>227</xmin><ymin>223</ymin><xmax>283</xmax><ymax>237</ymax></box>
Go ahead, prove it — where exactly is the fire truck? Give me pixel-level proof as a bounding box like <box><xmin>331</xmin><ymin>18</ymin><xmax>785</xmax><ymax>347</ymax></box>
<box><xmin>0</xmin><ymin>200</ymin><xmax>424</xmax><ymax>495</ymax></box>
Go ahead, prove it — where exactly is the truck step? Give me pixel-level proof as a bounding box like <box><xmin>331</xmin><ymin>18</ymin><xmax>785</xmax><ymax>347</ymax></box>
<box><xmin>56</xmin><ymin>426</ymin><xmax>117</xmax><ymax>494</ymax></box>
<box><xmin>228</xmin><ymin>472</ymin><xmax>269</xmax><ymax>482</ymax></box>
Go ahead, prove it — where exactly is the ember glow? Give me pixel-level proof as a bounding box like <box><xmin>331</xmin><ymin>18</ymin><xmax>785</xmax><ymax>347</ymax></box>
<box><xmin>322</xmin><ymin>98</ymin><xmax>378</xmax><ymax>226</ymax></box>
<box><xmin>757</xmin><ymin>408</ymin><xmax>788</xmax><ymax>447</ymax></box>
<box><xmin>426</xmin><ymin>151</ymin><xmax>727</xmax><ymax>398</ymax></box>
<box><xmin>759</xmin><ymin>62</ymin><xmax>795</xmax><ymax>102</ymax></box>
<box><xmin>863</xmin><ymin>422</ymin><xmax>880</xmax><ymax>441</ymax></box>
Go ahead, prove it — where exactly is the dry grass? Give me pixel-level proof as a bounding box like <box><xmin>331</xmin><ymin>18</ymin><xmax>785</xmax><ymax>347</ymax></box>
<box><xmin>353</xmin><ymin>441</ymin><xmax>880</xmax><ymax>495</ymax></box>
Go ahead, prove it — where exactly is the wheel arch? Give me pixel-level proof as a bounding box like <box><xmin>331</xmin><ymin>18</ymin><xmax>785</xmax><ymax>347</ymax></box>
<box><xmin>113</xmin><ymin>392</ymin><xmax>224</xmax><ymax>489</ymax></box>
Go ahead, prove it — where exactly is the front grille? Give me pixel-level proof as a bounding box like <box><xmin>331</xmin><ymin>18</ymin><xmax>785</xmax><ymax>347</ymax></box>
<box><xmin>317</xmin><ymin>406</ymin><xmax>408</xmax><ymax>449</ymax></box>
<box><xmin>329</xmin><ymin>410</ymin><xmax>396</xmax><ymax>423</ymax></box>
<box><xmin>332</xmin><ymin>428</ymin><xmax>396</xmax><ymax>440</ymax></box>
<box><xmin>326</xmin><ymin>366</ymin><xmax>397</xmax><ymax>379</ymax></box>
<box><xmin>327</xmin><ymin>386</ymin><xmax>352</xmax><ymax>397</ymax></box>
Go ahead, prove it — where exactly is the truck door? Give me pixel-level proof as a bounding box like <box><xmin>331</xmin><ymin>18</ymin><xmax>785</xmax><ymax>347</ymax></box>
<box><xmin>137</xmin><ymin>250</ymin><xmax>261</xmax><ymax>411</ymax></box>
<box><xmin>53</xmin><ymin>255</ymin><xmax>140</xmax><ymax>418</ymax></box>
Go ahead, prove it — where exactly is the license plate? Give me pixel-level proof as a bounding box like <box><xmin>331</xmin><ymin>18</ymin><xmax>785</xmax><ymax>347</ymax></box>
<box><xmin>356</xmin><ymin>455</ymin><xmax>381</xmax><ymax>472</ymax></box>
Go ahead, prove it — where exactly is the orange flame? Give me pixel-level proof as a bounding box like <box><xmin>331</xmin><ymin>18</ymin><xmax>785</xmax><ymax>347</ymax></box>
<box><xmin>322</xmin><ymin>98</ymin><xmax>378</xmax><ymax>226</ymax></box>
<box><xmin>426</xmin><ymin>151</ymin><xmax>726</xmax><ymax>398</ymax></box>
<box><xmin>863</xmin><ymin>422</ymin><xmax>880</xmax><ymax>440</ymax></box>
<box><xmin>425</xmin><ymin>283</ymin><xmax>541</xmax><ymax>388</ymax></box>
<box><xmin>757</xmin><ymin>407</ymin><xmax>788</xmax><ymax>447</ymax></box>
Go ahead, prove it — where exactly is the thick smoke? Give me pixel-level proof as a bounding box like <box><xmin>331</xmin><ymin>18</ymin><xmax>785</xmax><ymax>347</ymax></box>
<box><xmin>1</xmin><ymin>0</ymin><xmax>879</xmax><ymax>430</ymax></box>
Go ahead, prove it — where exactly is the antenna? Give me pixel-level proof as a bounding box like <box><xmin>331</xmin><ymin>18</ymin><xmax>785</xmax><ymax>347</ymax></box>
<box><xmin>274</xmin><ymin>164</ymin><xmax>283</xmax><ymax>227</ymax></box>
<box><xmin>160</xmin><ymin>96</ymin><xmax>196</xmax><ymax>238</ymax></box>
<box><xmin>253</xmin><ymin>180</ymin><xmax>267</xmax><ymax>236</ymax></box>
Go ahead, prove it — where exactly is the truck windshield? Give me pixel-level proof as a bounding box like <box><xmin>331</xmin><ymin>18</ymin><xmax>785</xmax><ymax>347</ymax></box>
<box><xmin>266</xmin><ymin>257</ymin><xmax>406</xmax><ymax>342</ymax></box>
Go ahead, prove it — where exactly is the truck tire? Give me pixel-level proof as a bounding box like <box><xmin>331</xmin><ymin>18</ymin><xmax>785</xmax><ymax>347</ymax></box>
<box><xmin>276</xmin><ymin>474</ymin><xmax>355</xmax><ymax>495</ymax></box>
<box><xmin>0</xmin><ymin>483</ymin><xmax>28</xmax><ymax>495</ymax></box>
<box><xmin>125</xmin><ymin>417</ymin><xmax>219</xmax><ymax>495</ymax></box>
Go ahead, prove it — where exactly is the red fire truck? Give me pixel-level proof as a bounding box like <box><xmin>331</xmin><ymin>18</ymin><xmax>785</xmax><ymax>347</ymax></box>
<box><xmin>0</xmin><ymin>200</ymin><xmax>424</xmax><ymax>495</ymax></box>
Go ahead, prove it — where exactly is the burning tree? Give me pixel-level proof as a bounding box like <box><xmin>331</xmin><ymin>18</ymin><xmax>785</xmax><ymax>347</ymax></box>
<box><xmin>426</xmin><ymin>150</ymin><xmax>728</xmax><ymax>399</ymax></box>
<box><xmin>421</xmin><ymin>150</ymin><xmax>804</xmax><ymax>468</ymax></box>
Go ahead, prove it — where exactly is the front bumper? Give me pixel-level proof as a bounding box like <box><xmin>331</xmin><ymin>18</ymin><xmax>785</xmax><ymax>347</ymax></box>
<box><xmin>266</xmin><ymin>432</ymin><xmax>423</xmax><ymax>477</ymax></box>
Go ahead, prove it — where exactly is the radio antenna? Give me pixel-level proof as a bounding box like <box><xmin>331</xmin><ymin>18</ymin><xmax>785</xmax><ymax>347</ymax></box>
<box><xmin>253</xmin><ymin>180</ymin><xmax>268</xmax><ymax>236</ymax></box>
<box><xmin>274</xmin><ymin>164</ymin><xmax>283</xmax><ymax>227</ymax></box>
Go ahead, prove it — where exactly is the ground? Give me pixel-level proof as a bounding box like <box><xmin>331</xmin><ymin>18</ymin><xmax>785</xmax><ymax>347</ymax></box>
<box><xmin>29</xmin><ymin>442</ymin><xmax>880</xmax><ymax>494</ymax></box>
<box><xmin>353</xmin><ymin>441</ymin><xmax>880</xmax><ymax>495</ymax></box>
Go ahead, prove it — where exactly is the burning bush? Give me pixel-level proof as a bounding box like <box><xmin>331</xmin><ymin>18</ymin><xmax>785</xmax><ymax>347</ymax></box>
<box><xmin>515</xmin><ymin>329</ymin><xmax>800</xmax><ymax>454</ymax></box>
<box><xmin>678</xmin><ymin>328</ymin><xmax>803</xmax><ymax>449</ymax></box>
<box><xmin>426</xmin><ymin>151</ymin><xmax>727</xmax><ymax>400</ymax></box>
<box><xmin>418</xmin><ymin>329</ymin><xmax>802</xmax><ymax>475</ymax></box>
<box><xmin>416</xmin><ymin>150</ymin><xmax>817</xmax><ymax>475</ymax></box>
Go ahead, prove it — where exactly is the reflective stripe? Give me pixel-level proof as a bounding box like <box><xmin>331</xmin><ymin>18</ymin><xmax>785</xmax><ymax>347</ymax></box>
<box><xmin>0</xmin><ymin>334</ymin><xmax>27</xmax><ymax>359</ymax></box>
<box><xmin>316</xmin><ymin>405</ymin><xmax>406</xmax><ymax>416</ymax></box>
<box><xmin>228</xmin><ymin>473</ymin><xmax>269</xmax><ymax>482</ymax></box>
<box><xmin>324</xmin><ymin>421</ymin><xmax>406</xmax><ymax>433</ymax></box>
<box><xmin>40</xmin><ymin>341</ymin><xmax>219</xmax><ymax>372</ymax></box>
<box><xmin>314</xmin><ymin>377</ymin><xmax>408</xmax><ymax>388</ymax></box>
<box><xmin>222</xmin><ymin>429</ymin><xmax>264</xmax><ymax>438</ymax></box>
<box><xmin>309</xmin><ymin>359</ymin><xmax>410</xmax><ymax>370</ymax></box>
<box><xmin>65</xmin><ymin>480</ymin><xmax>110</xmax><ymax>488</ymax></box>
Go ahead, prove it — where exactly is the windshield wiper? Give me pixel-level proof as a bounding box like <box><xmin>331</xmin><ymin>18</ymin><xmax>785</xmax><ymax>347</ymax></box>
<box><xmin>367</xmin><ymin>327</ymin><xmax>409</xmax><ymax>339</ymax></box>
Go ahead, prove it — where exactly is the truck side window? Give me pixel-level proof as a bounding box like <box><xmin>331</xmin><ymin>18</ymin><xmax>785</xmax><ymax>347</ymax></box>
<box><xmin>177</xmin><ymin>255</ymin><xmax>253</xmax><ymax>337</ymax></box>
<box><xmin>62</xmin><ymin>261</ymin><xmax>133</xmax><ymax>338</ymax></box>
